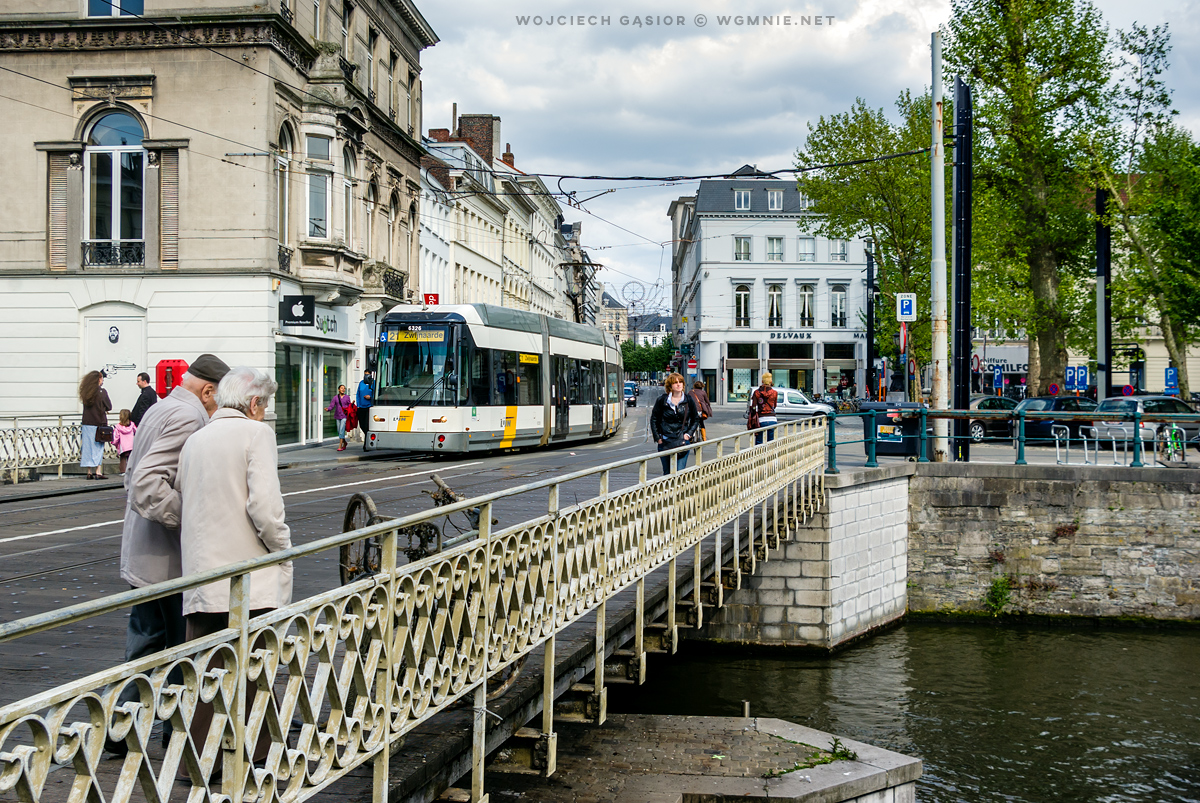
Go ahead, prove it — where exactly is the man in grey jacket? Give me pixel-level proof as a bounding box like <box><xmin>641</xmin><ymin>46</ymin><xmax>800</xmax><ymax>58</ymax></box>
<box><xmin>107</xmin><ymin>354</ymin><xmax>229</xmax><ymax>755</ymax></box>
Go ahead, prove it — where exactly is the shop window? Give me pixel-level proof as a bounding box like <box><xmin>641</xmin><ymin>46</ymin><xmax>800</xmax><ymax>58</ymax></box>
<box><xmin>727</xmin><ymin>343</ymin><xmax>758</xmax><ymax>359</ymax></box>
<box><xmin>824</xmin><ymin>343</ymin><xmax>856</xmax><ymax>360</ymax></box>
<box><xmin>322</xmin><ymin>354</ymin><xmax>344</xmax><ymax>439</ymax></box>
<box><xmin>728</xmin><ymin>369</ymin><xmax>758</xmax><ymax>403</ymax></box>
<box><xmin>274</xmin><ymin>344</ymin><xmax>302</xmax><ymax>444</ymax></box>
<box><xmin>770</xmin><ymin>343</ymin><xmax>813</xmax><ymax>359</ymax></box>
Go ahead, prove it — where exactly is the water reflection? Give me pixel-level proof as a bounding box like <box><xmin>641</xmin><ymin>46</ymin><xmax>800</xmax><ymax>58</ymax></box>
<box><xmin>607</xmin><ymin>624</ymin><xmax>1200</xmax><ymax>802</ymax></box>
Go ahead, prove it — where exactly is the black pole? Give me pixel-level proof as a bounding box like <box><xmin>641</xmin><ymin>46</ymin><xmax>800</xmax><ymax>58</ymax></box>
<box><xmin>952</xmin><ymin>76</ymin><xmax>973</xmax><ymax>461</ymax></box>
<box><xmin>1096</xmin><ymin>189</ymin><xmax>1113</xmax><ymax>399</ymax></box>
<box><xmin>866</xmin><ymin>249</ymin><xmax>876</xmax><ymax>400</ymax></box>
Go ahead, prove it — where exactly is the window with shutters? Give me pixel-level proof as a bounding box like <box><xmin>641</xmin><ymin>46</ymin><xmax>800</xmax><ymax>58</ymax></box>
<box><xmin>83</xmin><ymin>111</ymin><xmax>146</xmax><ymax>267</ymax></box>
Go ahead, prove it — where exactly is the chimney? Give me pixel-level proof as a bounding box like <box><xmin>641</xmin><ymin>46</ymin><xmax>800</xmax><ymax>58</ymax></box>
<box><xmin>502</xmin><ymin>142</ymin><xmax>515</xmax><ymax>167</ymax></box>
<box><xmin>451</xmin><ymin>102</ymin><xmax>457</xmax><ymax>136</ymax></box>
<box><xmin>428</xmin><ymin>128</ymin><xmax>450</xmax><ymax>143</ymax></box>
<box><xmin>457</xmin><ymin>114</ymin><xmax>502</xmax><ymax>165</ymax></box>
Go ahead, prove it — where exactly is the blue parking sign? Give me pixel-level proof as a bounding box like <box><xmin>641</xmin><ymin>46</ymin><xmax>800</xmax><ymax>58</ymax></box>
<box><xmin>992</xmin><ymin>364</ymin><xmax>1003</xmax><ymax>389</ymax></box>
<box><xmin>1065</xmin><ymin>366</ymin><xmax>1077</xmax><ymax>391</ymax></box>
<box><xmin>1077</xmin><ymin>365</ymin><xmax>1088</xmax><ymax>390</ymax></box>
<box><xmin>1166</xmin><ymin>366</ymin><xmax>1179</xmax><ymax>391</ymax></box>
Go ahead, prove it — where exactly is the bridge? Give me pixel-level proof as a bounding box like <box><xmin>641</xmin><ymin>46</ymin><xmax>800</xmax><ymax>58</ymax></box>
<box><xmin>0</xmin><ymin>419</ymin><xmax>827</xmax><ymax>803</ymax></box>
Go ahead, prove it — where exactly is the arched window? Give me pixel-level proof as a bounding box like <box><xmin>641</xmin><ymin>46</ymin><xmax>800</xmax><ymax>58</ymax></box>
<box><xmin>798</xmin><ymin>284</ymin><xmax>815</xmax><ymax>327</ymax></box>
<box><xmin>831</xmin><ymin>284</ymin><xmax>848</xmax><ymax>328</ymax></box>
<box><xmin>277</xmin><ymin>126</ymin><xmax>293</xmax><ymax>245</ymax></box>
<box><xmin>734</xmin><ymin>284</ymin><xmax>750</xmax><ymax>328</ymax></box>
<box><xmin>343</xmin><ymin>147</ymin><xmax>356</xmax><ymax>249</ymax></box>
<box><xmin>388</xmin><ymin>193</ymin><xmax>399</xmax><ymax>266</ymax></box>
<box><xmin>365</xmin><ymin>181</ymin><xmax>377</xmax><ymax>257</ymax></box>
<box><xmin>84</xmin><ymin>111</ymin><xmax>145</xmax><ymax>265</ymax></box>
<box><xmin>768</xmin><ymin>284</ymin><xmax>783</xmax><ymax>328</ymax></box>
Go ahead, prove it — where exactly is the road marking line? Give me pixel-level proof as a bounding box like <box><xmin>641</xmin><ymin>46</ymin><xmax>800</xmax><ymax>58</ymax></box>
<box><xmin>2</xmin><ymin>462</ymin><xmax>487</xmax><ymax>544</ymax></box>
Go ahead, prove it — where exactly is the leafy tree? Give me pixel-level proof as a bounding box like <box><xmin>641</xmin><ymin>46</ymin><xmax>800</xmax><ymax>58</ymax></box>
<box><xmin>619</xmin><ymin>336</ymin><xmax>674</xmax><ymax>375</ymax></box>
<box><xmin>944</xmin><ymin>0</ymin><xmax>1113</xmax><ymax>395</ymax></box>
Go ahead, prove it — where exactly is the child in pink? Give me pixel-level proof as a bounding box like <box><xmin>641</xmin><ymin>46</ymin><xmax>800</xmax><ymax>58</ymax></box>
<box><xmin>113</xmin><ymin>409</ymin><xmax>137</xmax><ymax>474</ymax></box>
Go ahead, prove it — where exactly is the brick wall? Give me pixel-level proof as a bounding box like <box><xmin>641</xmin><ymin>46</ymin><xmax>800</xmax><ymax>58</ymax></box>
<box><xmin>909</xmin><ymin>464</ymin><xmax>1200</xmax><ymax>619</ymax></box>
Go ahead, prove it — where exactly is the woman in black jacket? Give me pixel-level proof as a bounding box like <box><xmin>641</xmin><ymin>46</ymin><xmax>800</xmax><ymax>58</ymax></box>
<box><xmin>650</xmin><ymin>372</ymin><xmax>700</xmax><ymax>474</ymax></box>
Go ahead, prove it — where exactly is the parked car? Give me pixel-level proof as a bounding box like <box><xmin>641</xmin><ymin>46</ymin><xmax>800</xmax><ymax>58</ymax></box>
<box><xmin>968</xmin><ymin>394</ymin><xmax>1018</xmax><ymax>442</ymax></box>
<box><xmin>624</xmin><ymin>380</ymin><xmax>640</xmax><ymax>398</ymax></box>
<box><xmin>624</xmin><ymin>385</ymin><xmax>637</xmax><ymax>406</ymax></box>
<box><xmin>772</xmin><ymin>388</ymin><xmax>835</xmax><ymax>418</ymax></box>
<box><xmin>1085</xmin><ymin>396</ymin><xmax>1200</xmax><ymax>448</ymax></box>
<box><xmin>1014</xmin><ymin>396</ymin><xmax>1098</xmax><ymax>442</ymax></box>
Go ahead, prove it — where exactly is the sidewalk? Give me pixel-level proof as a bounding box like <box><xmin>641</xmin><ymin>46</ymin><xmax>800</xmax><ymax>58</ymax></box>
<box><xmin>0</xmin><ymin>440</ymin><xmax>398</xmax><ymax>504</ymax></box>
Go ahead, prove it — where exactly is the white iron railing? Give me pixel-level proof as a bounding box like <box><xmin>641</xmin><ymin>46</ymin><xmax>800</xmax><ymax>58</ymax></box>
<box><xmin>0</xmin><ymin>418</ymin><xmax>827</xmax><ymax>803</ymax></box>
<box><xmin>0</xmin><ymin>416</ymin><xmax>120</xmax><ymax>482</ymax></box>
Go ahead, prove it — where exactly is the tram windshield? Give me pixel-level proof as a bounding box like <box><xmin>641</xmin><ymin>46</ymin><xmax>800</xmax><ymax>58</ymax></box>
<box><xmin>376</xmin><ymin>324</ymin><xmax>458</xmax><ymax>405</ymax></box>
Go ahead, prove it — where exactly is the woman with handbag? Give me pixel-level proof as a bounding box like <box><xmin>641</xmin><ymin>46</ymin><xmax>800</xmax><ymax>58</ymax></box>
<box><xmin>326</xmin><ymin>384</ymin><xmax>353</xmax><ymax>451</ymax></box>
<box><xmin>79</xmin><ymin>369</ymin><xmax>112</xmax><ymax>479</ymax></box>
<box><xmin>690</xmin><ymin>380</ymin><xmax>713</xmax><ymax>441</ymax></box>
<box><xmin>749</xmin><ymin>372</ymin><xmax>779</xmax><ymax>446</ymax></box>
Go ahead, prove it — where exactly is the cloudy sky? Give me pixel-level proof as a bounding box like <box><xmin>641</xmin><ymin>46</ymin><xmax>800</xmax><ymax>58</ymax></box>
<box><xmin>416</xmin><ymin>0</ymin><xmax>1200</xmax><ymax>313</ymax></box>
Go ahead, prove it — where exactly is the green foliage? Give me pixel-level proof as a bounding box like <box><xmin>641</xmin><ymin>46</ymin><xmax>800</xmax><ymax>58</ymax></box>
<box><xmin>620</xmin><ymin>336</ymin><xmax>674</xmax><ymax>375</ymax></box>
<box><xmin>794</xmin><ymin>91</ymin><xmax>945</xmax><ymax>367</ymax></box>
<box><xmin>984</xmin><ymin>575</ymin><xmax>1013</xmax><ymax>616</ymax></box>
<box><xmin>827</xmin><ymin>737</ymin><xmax>859</xmax><ymax>762</ymax></box>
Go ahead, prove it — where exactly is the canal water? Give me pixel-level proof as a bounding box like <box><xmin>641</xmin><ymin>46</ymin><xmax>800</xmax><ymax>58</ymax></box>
<box><xmin>607</xmin><ymin>623</ymin><xmax>1200</xmax><ymax>802</ymax></box>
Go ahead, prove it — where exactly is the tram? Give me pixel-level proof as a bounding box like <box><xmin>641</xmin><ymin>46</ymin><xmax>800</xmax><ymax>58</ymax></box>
<box><xmin>364</xmin><ymin>304</ymin><xmax>625</xmax><ymax>453</ymax></box>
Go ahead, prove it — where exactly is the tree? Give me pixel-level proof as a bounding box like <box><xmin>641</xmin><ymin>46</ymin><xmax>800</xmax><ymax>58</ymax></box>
<box><xmin>794</xmin><ymin>92</ymin><xmax>943</xmax><ymax>368</ymax></box>
<box><xmin>944</xmin><ymin>0</ymin><xmax>1113</xmax><ymax>395</ymax></box>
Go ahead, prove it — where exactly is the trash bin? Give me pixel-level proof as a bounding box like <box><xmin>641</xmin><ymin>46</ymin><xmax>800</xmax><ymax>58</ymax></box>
<box><xmin>859</xmin><ymin>402</ymin><xmax>929</xmax><ymax>458</ymax></box>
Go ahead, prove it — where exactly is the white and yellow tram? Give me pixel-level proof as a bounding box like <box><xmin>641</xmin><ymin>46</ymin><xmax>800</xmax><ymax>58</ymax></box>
<box><xmin>364</xmin><ymin>304</ymin><xmax>625</xmax><ymax>453</ymax></box>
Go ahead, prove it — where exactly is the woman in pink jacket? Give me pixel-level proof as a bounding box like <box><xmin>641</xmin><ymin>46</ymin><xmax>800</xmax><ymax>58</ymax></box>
<box><xmin>112</xmin><ymin>409</ymin><xmax>136</xmax><ymax>474</ymax></box>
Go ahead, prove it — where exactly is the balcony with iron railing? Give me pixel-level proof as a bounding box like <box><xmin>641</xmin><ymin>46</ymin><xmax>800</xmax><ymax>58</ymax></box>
<box><xmin>82</xmin><ymin>240</ymin><xmax>144</xmax><ymax>267</ymax></box>
<box><xmin>277</xmin><ymin>244</ymin><xmax>293</xmax><ymax>273</ymax></box>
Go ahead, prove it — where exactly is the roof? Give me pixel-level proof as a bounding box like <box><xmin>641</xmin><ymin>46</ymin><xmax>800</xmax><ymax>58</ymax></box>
<box><xmin>631</xmin><ymin>314</ymin><xmax>671</xmax><ymax>332</ymax></box>
<box><xmin>601</xmin><ymin>292</ymin><xmax>626</xmax><ymax>309</ymax></box>
<box><xmin>695</xmin><ymin>177</ymin><xmax>806</xmax><ymax>214</ymax></box>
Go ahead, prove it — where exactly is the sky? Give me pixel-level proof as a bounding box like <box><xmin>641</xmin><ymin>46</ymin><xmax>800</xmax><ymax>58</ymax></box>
<box><xmin>416</xmin><ymin>0</ymin><xmax>1200</xmax><ymax>315</ymax></box>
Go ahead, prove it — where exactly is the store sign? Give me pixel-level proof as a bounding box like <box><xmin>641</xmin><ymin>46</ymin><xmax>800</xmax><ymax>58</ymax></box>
<box><xmin>281</xmin><ymin>302</ymin><xmax>349</xmax><ymax>341</ymax></box>
<box><xmin>280</xmin><ymin>295</ymin><xmax>315</xmax><ymax>326</ymax></box>
<box><xmin>769</xmin><ymin>331</ymin><xmax>813</xmax><ymax>340</ymax></box>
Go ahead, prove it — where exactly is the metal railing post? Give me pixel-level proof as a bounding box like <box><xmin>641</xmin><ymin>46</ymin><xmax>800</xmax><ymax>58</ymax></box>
<box><xmin>373</xmin><ymin>527</ymin><xmax>398</xmax><ymax>801</ymax></box>
<box><xmin>1015</xmin><ymin>411</ymin><xmax>1027</xmax><ymax>465</ymax></box>
<box><xmin>1131</xmin><ymin>411</ymin><xmax>1144</xmax><ymax>468</ymax></box>
<box><xmin>918</xmin><ymin>408</ymin><xmax>930</xmax><ymax>463</ymax></box>
<box><xmin>57</xmin><ymin>415</ymin><xmax>64</xmax><ymax>479</ymax></box>
<box><xmin>473</xmin><ymin>500</ymin><xmax>494</xmax><ymax>802</ymax></box>
<box><xmin>225</xmin><ymin>572</ymin><xmax>251</xmax><ymax>802</ymax></box>
<box><xmin>825</xmin><ymin>412</ymin><xmax>839</xmax><ymax>474</ymax></box>
<box><xmin>865</xmin><ymin>410</ymin><xmax>878</xmax><ymax>468</ymax></box>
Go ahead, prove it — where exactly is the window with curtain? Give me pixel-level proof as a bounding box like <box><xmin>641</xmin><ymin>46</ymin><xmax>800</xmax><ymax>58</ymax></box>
<box><xmin>306</xmin><ymin>134</ymin><xmax>331</xmax><ymax>239</ymax></box>
<box><xmin>767</xmin><ymin>236</ymin><xmax>783</xmax><ymax>261</ymax></box>
<box><xmin>767</xmin><ymin>190</ymin><xmax>782</xmax><ymax>211</ymax></box>
<box><xmin>798</xmin><ymin>284</ymin><xmax>814</xmax><ymax>327</ymax></box>
<box><xmin>734</xmin><ymin>285</ymin><xmax>750</xmax><ymax>328</ymax></box>
<box><xmin>768</xmin><ymin>284</ymin><xmax>783</xmax><ymax>327</ymax></box>
<box><xmin>343</xmin><ymin>147</ymin><xmax>355</xmax><ymax>249</ymax></box>
<box><xmin>84</xmin><ymin>112</ymin><xmax>145</xmax><ymax>265</ymax></box>
<box><xmin>831</xmin><ymin>284</ymin><xmax>848</xmax><ymax>327</ymax></box>
<box><xmin>734</xmin><ymin>236</ymin><xmax>751</xmax><ymax>261</ymax></box>
<box><xmin>798</xmin><ymin>237</ymin><xmax>815</xmax><ymax>261</ymax></box>
<box><xmin>734</xmin><ymin>190</ymin><xmax>751</xmax><ymax>210</ymax></box>
<box><xmin>830</xmin><ymin>238</ymin><xmax>848</xmax><ymax>261</ymax></box>
<box><xmin>277</xmin><ymin>126</ymin><xmax>292</xmax><ymax>245</ymax></box>
<box><xmin>365</xmin><ymin>182</ymin><xmax>377</xmax><ymax>256</ymax></box>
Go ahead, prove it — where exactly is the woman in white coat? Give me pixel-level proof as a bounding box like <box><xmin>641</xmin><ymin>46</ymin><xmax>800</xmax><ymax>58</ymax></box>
<box><xmin>177</xmin><ymin>366</ymin><xmax>291</xmax><ymax>771</ymax></box>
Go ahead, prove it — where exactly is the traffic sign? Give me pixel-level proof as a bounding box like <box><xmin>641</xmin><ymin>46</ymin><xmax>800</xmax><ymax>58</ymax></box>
<box><xmin>992</xmin><ymin>365</ymin><xmax>1002</xmax><ymax>389</ymax></box>
<box><xmin>1077</xmin><ymin>365</ymin><xmax>1088</xmax><ymax>390</ymax></box>
<box><xmin>1048</xmin><ymin>383</ymin><xmax>1060</xmax><ymax>396</ymax></box>
<box><xmin>1065</xmin><ymin>366</ymin><xmax>1077</xmax><ymax>391</ymax></box>
<box><xmin>899</xmin><ymin>322</ymin><xmax>908</xmax><ymax>353</ymax></box>
<box><xmin>896</xmin><ymin>293</ymin><xmax>917</xmax><ymax>322</ymax></box>
<box><xmin>687</xmin><ymin>358</ymin><xmax>697</xmax><ymax>369</ymax></box>
<box><xmin>971</xmin><ymin>354</ymin><xmax>982</xmax><ymax>372</ymax></box>
<box><xmin>1122</xmin><ymin>385</ymin><xmax>1135</xmax><ymax>396</ymax></box>
<box><xmin>1166</xmin><ymin>366</ymin><xmax>1179</xmax><ymax>389</ymax></box>
<box><xmin>423</xmin><ymin>293</ymin><xmax>439</xmax><ymax>305</ymax></box>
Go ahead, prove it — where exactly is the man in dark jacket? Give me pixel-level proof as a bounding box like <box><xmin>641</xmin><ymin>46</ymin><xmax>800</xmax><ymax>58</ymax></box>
<box><xmin>129</xmin><ymin>372</ymin><xmax>158</xmax><ymax>425</ymax></box>
<box><xmin>650</xmin><ymin>372</ymin><xmax>700</xmax><ymax>474</ymax></box>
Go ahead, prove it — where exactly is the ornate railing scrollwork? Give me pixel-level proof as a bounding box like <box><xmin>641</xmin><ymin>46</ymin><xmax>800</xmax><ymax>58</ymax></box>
<box><xmin>82</xmin><ymin>240</ymin><xmax>145</xmax><ymax>267</ymax></box>
<box><xmin>278</xmin><ymin>243</ymin><xmax>293</xmax><ymax>273</ymax></box>
<box><xmin>382</xmin><ymin>267</ymin><xmax>405</xmax><ymax>300</ymax></box>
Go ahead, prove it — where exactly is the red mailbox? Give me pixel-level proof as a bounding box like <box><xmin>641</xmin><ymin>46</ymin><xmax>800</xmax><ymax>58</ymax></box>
<box><xmin>156</xmin><ymin>359</ymin><xmax>189</xmax><ymax>399</ymax></box>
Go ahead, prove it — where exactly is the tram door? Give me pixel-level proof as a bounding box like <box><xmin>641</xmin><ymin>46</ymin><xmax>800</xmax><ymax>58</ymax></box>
<box><xmin>589</xmin><ymin>359</ymin><xmax>604</xmax><ymax>435</ymax></box>
<box><xmin>552</xmin><ymin>355</ymin><xmax>570</xmax><ymax>440</ymax></box>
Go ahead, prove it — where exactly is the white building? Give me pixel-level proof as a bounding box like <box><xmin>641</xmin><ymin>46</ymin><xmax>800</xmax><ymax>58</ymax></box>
<box><xmin>631</xmin><ymin>315</ymin><xmax>671</xmax><ymax>347</ymax></box>
<box><xmin>668</xmin><ymin>166</ymin><xmax>868</xmax><ymax>404</ymax></box>
<box><xmin>418</xmin><ymin>164</ymin><xmax>453</xmax><ymax>306</ymax></box>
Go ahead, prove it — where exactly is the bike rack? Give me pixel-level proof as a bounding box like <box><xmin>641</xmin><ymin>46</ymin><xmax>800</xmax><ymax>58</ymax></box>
<box><xmin>1107</xmin><ymin>425</ymin><xmax>1130</xmax><ymax>466</ymax></box>
<box><xmin>1053</xmin><ymin>424</ymin><xmax>1097</xmax><ymax>466</ymax></box>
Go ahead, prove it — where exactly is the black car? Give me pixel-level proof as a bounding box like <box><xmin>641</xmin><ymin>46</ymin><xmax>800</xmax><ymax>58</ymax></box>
<box><xmin>968</xmin><ymin>394</ymin><xmax>1018</xmax><ymax>442</ymax></box>
<box><xmin>1014</xmin><ymin>395</ymin><xmax>1098</xmax><ymax>442</ymax></box>
<box><xmin>624</xmin><ymin>386</ymin><xmax>637</xmax><ymax>406</ymax></box>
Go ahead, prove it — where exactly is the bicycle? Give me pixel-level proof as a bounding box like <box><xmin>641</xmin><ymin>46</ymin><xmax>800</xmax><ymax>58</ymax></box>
<box><xmin>1156</xmin><ymin>424</ymin><xmax>1186</xmax><ymax>464</ymax></box>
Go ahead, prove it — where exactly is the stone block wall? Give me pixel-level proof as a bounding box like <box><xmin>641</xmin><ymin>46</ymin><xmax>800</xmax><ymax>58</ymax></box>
<box><xmin>908</xmin><ymin>464</ymin><xmax>1200</xmax><ymax>619</ymax></box>
<box><xmin>695</xmin><ymin>465</ymin><xmax>911</xmax><ymax>650</ymax></box>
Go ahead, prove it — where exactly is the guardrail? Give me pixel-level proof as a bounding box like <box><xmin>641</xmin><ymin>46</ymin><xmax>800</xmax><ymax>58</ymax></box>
<box><xmin>0</xmin><ymin>416</ymin><xmax>119</xmax><ymax>482</ymax></box>
<box><xmin>820</xmin><ymin>407</ymin><xmax>1200</xmax><ymax>470</ymax></box>
<box><xmin>0</xmin><ymin>417</ymin><xmax>827</xmax><ymax>803</ymax></box>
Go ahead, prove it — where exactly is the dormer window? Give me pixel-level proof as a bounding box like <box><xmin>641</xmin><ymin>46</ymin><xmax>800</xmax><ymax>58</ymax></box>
<box><xmin>734</xmin><ymin>190</ymin><xmax>751</xmax><ymax>211</ymax></box>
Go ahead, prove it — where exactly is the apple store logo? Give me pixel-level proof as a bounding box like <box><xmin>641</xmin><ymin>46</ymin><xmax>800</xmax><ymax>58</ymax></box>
<box><xmin>280</xmin><ymin>295</ymin><xmax>315</xmax><ymax>326</ymax></box>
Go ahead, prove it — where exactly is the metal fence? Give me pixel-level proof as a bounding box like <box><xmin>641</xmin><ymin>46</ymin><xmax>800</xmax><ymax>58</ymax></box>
<box><xmin>0</xmin><ymin>417</ymin><xmax>827</xmax><ymax>803</ymax></box>
<box><xmin>0</xmin><ymin>416</ymin><xmax>119</xmax><ymax>482</ymax></box>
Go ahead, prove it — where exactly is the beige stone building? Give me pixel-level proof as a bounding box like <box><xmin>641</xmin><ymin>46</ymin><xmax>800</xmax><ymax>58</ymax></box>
<box><xmin>0</xmin><ymin>0</ymin><xmax>436</xmax><ymax>446</ymax></box>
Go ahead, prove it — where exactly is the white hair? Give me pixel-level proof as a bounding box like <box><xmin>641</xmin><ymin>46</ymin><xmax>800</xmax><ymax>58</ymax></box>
<box><xmin>215</xmin><ymin>366</ymin><xmax>277</xmax><ymax>413</ymax></box>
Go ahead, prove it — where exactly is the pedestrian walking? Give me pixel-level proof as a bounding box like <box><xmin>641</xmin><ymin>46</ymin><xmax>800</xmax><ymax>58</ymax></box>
<box><xmin>326</xmin><ymin>384</ymin><xmax>353</xmax><ymax>451</ymax></box>
<box><xmin>112</xmin><ymin>409</ymin><xmax>136</xmax><ymax>475</ymax></box>
<box><xmin>130</xmin><ymin>371</ymin><xmax>157</xmax><ymax>426</ymax></box>
<box><xmin>690</xmin><ymin>380</ymin><xmax>713</xmax><ymax>441</ymax></box>
<box><xmin>356</xmin><ymin>370</ymin><xmax>374</xmax><ymax>451</ymax></box>
<box><xmin>650</xmin><ymin>372</ymin><xmax>700</xmax><ymax>474</ymax></box>
<box><xmin>178</xmin><ymin>366</ymin><xmax>291</xmax><ymax>772</ymax></box>
<box><xmin>107</xmin><ymin>354</ymin><xmax>229</xmax><ymax>756</ymax></box>
<box><xmin>749</xmin><ymin>372</ymin><xmax>779</xmax><ymax>446</ymax></box>
<box><xmin>79</xmin><ymin>369</ymin><xmax>112</xmax><ymax>479</ymax></box>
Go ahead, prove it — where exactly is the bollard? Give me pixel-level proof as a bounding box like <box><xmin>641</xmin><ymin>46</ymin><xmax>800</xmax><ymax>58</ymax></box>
<box><xmin>742</xmin><ymin>700</ymin><xmax>750</xmax><ymax>718</ymax></box>
<box><xmin>1015</xmin><ymin>411</ymin><xmax>1027</xmax><ymax>465</ymax></box>
<box><xmin>1131</xmin><ymin>411</ymin><xmax>1144</xmax><ymax>468</ymax></box>
<box><xmin>825</xmin><ymin>412</ymin><xmax>839</xmax><ymax>474</ymax></box>
<box><xmin>917</xmin><ymin>408</ymin><xmax>930</xmax><ymax>463</ymax></box>
<box><xmin>865</xmin><ymin>410</ymin><xmax>878</xmax><ymax>468</ymax></box>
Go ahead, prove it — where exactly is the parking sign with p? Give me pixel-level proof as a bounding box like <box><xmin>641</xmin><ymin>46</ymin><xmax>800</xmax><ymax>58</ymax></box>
<box><xmin>896</xmin><ymin>293</ymin><xmax>917</xmax><ymax>322</ymax></box>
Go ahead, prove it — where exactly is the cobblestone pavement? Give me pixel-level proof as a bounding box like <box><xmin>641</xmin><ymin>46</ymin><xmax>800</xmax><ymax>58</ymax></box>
<box><xmin>485</xmin><ymin>715</ymin><xmax>826</xmax><ymax>802</ymax></box>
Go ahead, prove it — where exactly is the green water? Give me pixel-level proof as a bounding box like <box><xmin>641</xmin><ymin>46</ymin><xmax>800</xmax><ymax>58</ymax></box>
<box><xmin>607</xmin><ymin>623</ymin><xmax>1200</xmax><ymax>802</ymax></box>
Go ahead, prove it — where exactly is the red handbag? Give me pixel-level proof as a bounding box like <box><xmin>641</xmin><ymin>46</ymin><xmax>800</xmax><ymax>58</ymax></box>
<box><xmin>346</xmin><ymin>401</ymin><xmax>358</xmax><ymax>429</ymax></box>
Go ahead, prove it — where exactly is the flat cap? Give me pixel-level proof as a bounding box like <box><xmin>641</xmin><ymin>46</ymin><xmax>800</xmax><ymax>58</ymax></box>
<box><xmin>189</xmin><ymin>354</ymin><xmax>231</xmax><ymax>384</ymax></box>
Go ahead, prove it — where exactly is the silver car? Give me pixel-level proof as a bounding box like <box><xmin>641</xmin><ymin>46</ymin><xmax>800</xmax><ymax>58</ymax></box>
<box><xmin>1084</xmin><ymin>396</ymin><xmax>1200</xmax><ymax>447</ymax></box>
<box><xmin>772</xmin><ymin>388</ymin><xmax>835</xmax><ymax>418</ymax></box>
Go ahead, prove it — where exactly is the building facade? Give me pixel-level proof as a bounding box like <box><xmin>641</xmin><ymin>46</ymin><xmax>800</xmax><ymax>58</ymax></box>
<box><xmin>597</xmin><ymin>285</ymin><xmax>629</xmax><ymax>342</ymax></box>
<box><xmin>668</xmin><ymin>167</ymin><xmax>868</xmax><ymax>404</ymax></box>
<box><xmin>0</xmin><ymin>0</ymin><xmax>436</xmax><ymax>446</ymax></box>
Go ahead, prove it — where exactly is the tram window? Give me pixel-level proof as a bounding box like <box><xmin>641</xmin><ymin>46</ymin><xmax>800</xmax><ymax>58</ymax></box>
<box><xmin>607</xmin><ymin>370</ymin><xmax>620</xmax><ymax>402</ymax></box>
<box><xmin>518</xmin><ymin>353</ymin><xmax>542</xmax><ymax>404</ymax></box>
<box><xmin>569</xmin><ymin>360</ymin><xmax>588</xmax><ymax>405</ymax></box>
<box><xmin>492</xmin><ymin>351</ymin><xmax>519</xmax><ymax>406</ymax></box>
<box><xmin>591</xmin><ymin>360</ymin><xmax>604</xmax><ymax>403</ymax></box>
<box><xmin>469</xmin><ymin>346</ymin><xmax>491</xmax><ymax>406</ymax></box>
